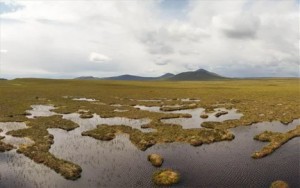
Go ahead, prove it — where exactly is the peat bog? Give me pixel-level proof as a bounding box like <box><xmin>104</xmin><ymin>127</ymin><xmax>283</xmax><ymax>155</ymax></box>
<box><xmin>0</xmin><ymin>79</ymin><xmax>299</xmax><ymax>187</ymax></box>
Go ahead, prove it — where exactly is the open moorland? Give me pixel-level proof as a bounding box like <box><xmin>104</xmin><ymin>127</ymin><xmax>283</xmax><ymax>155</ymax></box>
<box><xmin>0</xmin><ymin>78</ymin><xmax>299</xmax><ymax>187</ymax></box>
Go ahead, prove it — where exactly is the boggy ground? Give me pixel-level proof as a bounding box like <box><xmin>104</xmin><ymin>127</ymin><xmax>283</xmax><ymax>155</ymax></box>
<box><xmin>82</xmin><ymin>124</ymin><xmax>234</xmax><ymax>150</ymax></box>
<box><xmin>0</xmin><ymin>129</ymin><xmax>14</xmax><ymax>152</ymax></box>
<box><xmin>252</xmin><ymin>125</ymin><xmax>300</xmax><ymax>159</ymax></box>
<box><xmin>0</xmin><ymin>78</ymin><xmax>299</xmax><ymax>180</ymax></box>
<box><xmin>1</xmin><ymin>79</ymin><xmax>299</xmax><ymax>124</ymax></box>
<box><xmin>6</xmin><ymin>115</ymin><xmax>82</xmax><ymax>180</ymax></box>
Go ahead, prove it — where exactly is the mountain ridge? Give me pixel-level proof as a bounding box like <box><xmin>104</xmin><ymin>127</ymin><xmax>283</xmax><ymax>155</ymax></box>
<box><xmin>169</xmin><ymin>69</ymin><xmax>225</xmax><ymax>81</ymax></box>
<box><xmin>74</xmin><ymin>69</ymin><xmax>226</xmax><ymax>81</ymax></box>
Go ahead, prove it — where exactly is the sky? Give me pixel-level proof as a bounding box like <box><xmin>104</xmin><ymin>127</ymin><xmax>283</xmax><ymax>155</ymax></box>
<box><xmin>0</xmin><ymin>0</ymin><xmax>299</xmax><ymax>79</ymax></box>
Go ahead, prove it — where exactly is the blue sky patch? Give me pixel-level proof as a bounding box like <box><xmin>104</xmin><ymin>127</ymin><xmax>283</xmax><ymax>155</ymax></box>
<box><xmin>0</xmin><ymin>1</ymin><xmax>23</xmax><ymax>14</ymax></box>
<box><xmin>159</xmin><ymin>0</ymin><xmax>189</xmax><ymax>20</ymax></box>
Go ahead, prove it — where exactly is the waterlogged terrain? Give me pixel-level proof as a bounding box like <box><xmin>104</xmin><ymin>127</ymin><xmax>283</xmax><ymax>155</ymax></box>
<box><xmin>0</xmin><ymin>79</ymin><xmax>299</xmax><ymax>187</ymax></box>
<box><xmin>134</xmin><ymin>105</ymin><xmax>243</xmax><ymax>129</ymax></box>
<box><xmin>0</xmin><ymin>118</ymin><xmax>299</xmax><ymax>187</ymax></box>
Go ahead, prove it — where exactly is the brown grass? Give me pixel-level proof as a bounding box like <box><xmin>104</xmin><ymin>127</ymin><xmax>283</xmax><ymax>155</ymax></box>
<box><xmin>148</xmin><ymin>153</ymin><xmax>164</xmax><ymax>167</ymax></box>
<box><xmin>7</xmin><ymin>116</ymin><xmax>82</xmax><ymax>180</ymax></box>
<box><xmin>252</xmin><ymin>125</ymin><xmax>300</xmax><ymax>159</ymax></box>
<box><xmin>152</xmin><ymin>169</ymin><xmax>180</xmax><ymax>186</ymax></box>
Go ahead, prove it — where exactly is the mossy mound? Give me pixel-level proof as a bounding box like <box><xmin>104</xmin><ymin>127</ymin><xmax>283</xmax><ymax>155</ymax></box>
<box><xmin>0</xmin><ymin>139</ymin><xmax>14</xmax><ymax>152</ymax></box>
<box><xmin>83</xmin><ymin>124</ymin><xmax>235</xmax><ymax>151</ymax></box>
<box><xmin>79</xmin><ymin>113</ymin><xmax>94</xmax><ymax>119</ymax></box>
<box><xmin>215</xmin><ymin>111</ymin><xmax>228</xmax><ymax>117</ymax></box>
<box><xmin>270</xmin><ymin>180</ymin><xmax>289</xmax><ymax>188</ymax></box>
<box><xmin>190</xmin><ymin>139</ymin><xmax>203</xmax><ymax>146</ymax></box>
<box><xmin>252</xmin><ymin>126</ymin><xmax>300</xmax><ymax>159</ymax></box>
<box><xmin>152</xmin><ymin>169</ymin><xmax>180</xmax><ymax>186</ymax></box>
<box><xmin>148</xmin><ymin>154</ymin><xmax>163</xmax><ymax>167</ymax></box>
<box><xmin>78</xmin><ymin>110</ymin><xmax>94</xmax><ymax>119</ymax></box>
<box><xmin>141</xmin><ymin>124</ymin><xmax>151</xmax><ymax>129</ymax></box>
<box><xmin>160</xmin><ymin>104</ymin><xmax>197</xmax><ymax>112</ymax></box>
<box><xmin>200</xmin><ymin>114</ymin><xmax>209</xmax><ymax>119</ymax></box>
<box><xmin>7</xmin><ymin>115</ymin><xmax>82</xmax><ymax>180</ymax></box>
<box><xmin>0</xmin><ymin>133</ymin><xmax>14</xmax><ymax>152</ymax></box>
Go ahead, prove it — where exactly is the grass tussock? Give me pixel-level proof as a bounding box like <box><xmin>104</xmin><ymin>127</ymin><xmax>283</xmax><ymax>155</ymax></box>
<box><xmin>6</xmin><ymin>115</ymin><xmax>82</xmax><ymax>180</ymax></box>
<box><xmin>252</xmin><ymin>125</ymin><xmax>300</xmax><ymax>159</ymax></box>
<box><xmin>152</xmin><ymin>169</ymin><xmax>180</xmax><ymax>186</ymax></box>
<box><xmin>200</xmin><ymin>114</ymin><xmax>209</xmax><ymax>119</ymax></box>
<box><xmin>160</xmin><ymin>103</ymin><xmax>197</xmax><ymax>112</ymax></box>
<box><xmin>148</xmin><ymin>154</ymin><xmax>164</xmax><ymax>167</ymax></box>
<box><xmin>270</xmin><ymin>180</ymin><xmax>289</xmax><ymax>188</ymax></box>
<box><xmin>0</xmin><ymin>129</ymin><xmax>14</xmax><ymax>152</ymax></box>
<box><xmin>215</xmin><ymin>111</ymin><xmax>228</xmax><ymax>117</ymax></box>
<box><xmin>82</xmin><ymin>124</ymin><xmax>234</xmax><ymax>150</ymax></box>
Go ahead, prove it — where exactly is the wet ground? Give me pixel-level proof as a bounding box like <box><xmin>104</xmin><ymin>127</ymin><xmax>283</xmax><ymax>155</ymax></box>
<box><xmin>0</xmin><ymin>105</ymin><xmax>299</xmax><ymax>188</ymax></box>
<box><xmin>135</xmin><ymin>105</ymin><xmax>243</xmax><ymax>129</ymax></box>
<box><xmin>26</xmin><ymin>105</ymin><xmax>56</xmax><ymax>119</ymax></box>
<box><xmin>0</xmin><ymin>122</ymin><xmax>33</xmax><ymax>147</ymax></box>
<box><xmin>72</xmin><ymin>98</ymin><xmax>98</xmax><ymax>102</ymax></box>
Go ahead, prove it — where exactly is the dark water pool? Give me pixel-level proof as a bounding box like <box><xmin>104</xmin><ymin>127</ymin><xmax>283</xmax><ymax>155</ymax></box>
<box><xmin>154</xmin><ymin>119</ymin><xmax>300</xmax><ymax>188</ymax></box>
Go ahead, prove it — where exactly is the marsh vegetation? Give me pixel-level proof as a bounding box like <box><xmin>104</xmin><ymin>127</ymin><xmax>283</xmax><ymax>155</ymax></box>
<box><xmin>0</xmin><ymin>79</ymin><xmax>299</xmax><ymax>187</ymax></box>
<box><xmin>152</xmin><ymin>169</ymin><xmax>180</xmax><ymax>186</ymax></box>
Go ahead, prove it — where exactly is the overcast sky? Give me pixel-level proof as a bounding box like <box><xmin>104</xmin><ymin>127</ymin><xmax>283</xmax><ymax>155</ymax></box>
<box><xmin>0</xmin><ymin>0</ymin><xmax>299</xmax><ymax>79</ymax></box>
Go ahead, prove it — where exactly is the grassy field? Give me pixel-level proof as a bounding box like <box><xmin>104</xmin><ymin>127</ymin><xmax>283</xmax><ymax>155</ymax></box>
<box><xmin>0</xmin><ymin>78</ymin><xmax>299</xmax><ymax>180</ymax></box>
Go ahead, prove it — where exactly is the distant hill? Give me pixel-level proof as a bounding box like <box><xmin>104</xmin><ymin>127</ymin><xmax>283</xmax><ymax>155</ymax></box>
<box><xmin>0</xmin><ymin>78</ymin><xmax>7</xmax><ymax>80</ymax></box>
<box><xmin>103</xmin><ymin>74</ymin><xmax>152</xmax><ymax>81</ymax></box>
<box><xmin>75</xmin><ymin>73</ymin><xmax>175</xmax><ymax>81</ymax></box>
<box><xmin>158</xmin><ymin>73</ymin><xmax>175</xmax><ymax>79</ymax></box>
<box><xmin>169</xmin><ymin>69</ymin><xmax>226</xmax><ymax>81</ymax></box>
<box><xmin>75</xmin><ymin>76</ymin><xmax>100</xmax><ymax>80</ymax></box>
<box><xmin>75</xmin><ymin>69</ymin><xmax>226</xmax><ymax>81</ymax></box>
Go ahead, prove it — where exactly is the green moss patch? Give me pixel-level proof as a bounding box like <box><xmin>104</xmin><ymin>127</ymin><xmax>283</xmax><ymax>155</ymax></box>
<box><xmin>152</xmin><ymin>169</ymin><xmax>180</xmax><ymax>186</ymax></box>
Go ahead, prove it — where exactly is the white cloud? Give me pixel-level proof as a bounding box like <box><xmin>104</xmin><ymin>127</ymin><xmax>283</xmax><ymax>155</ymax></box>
<box><xmin>213</xmin><ymin>13</ymin><xmax>260</xmax><ymax>39</ymax></box>
<box><xmin>0</xmin><ymin>0</ymin><xmax>298</xmax><ymax>78</ymax></box>
<box><xmin>0</xmin><ymin>49</ymin><xmax>8</xmax><ymax>53</ymax></box>
<box><xmin>89</xmin><ymin>52</ymin><xmax>111</xmax><ymax>63</ymax></box>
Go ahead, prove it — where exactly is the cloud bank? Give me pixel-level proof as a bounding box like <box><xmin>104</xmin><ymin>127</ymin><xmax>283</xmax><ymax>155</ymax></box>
<box><xmin>89</xmin><ymin>52</ymin><xmax>111</xmax><ymax>63</ymax></box>
<box><xmin>0</xmin><ymin>0</ymin><xmax>299</xmax><ymax>78</ymax></box>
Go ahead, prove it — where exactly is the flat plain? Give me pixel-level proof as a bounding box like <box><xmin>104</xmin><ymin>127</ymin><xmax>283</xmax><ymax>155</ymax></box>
<box><xmin>0</xmin><ymin>78</ymin><xmax>299</xmax><ymax>187</ymax></box>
